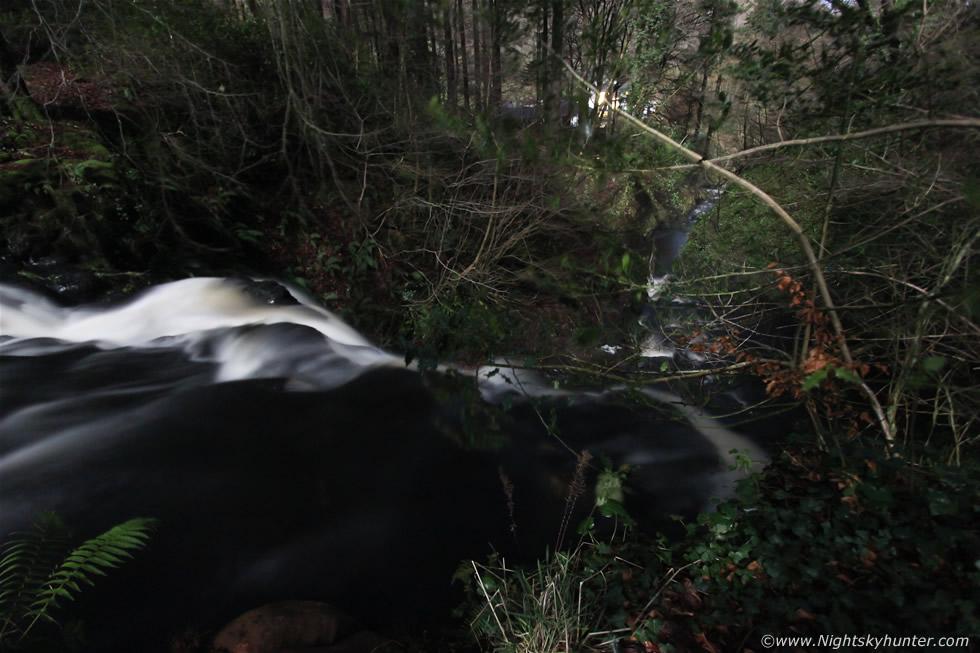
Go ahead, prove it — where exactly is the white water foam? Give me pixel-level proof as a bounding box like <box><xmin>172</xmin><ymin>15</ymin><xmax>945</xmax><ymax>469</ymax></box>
<box><xmin>0</xmin><ymin>278</ymin><xmax>402</xmax><ymax>388</ymax></box>
<box><xmin>0</xmin><ymin>278</ymin><xmax>372</xmax><ymax>347</ymax></box>
<box><xmin>0</xmin><ymin>277</ymin><xmax>767</xmax><ymax>499</ymax></box>
<box><xmin>638</xmin><ymin>387</ymin><xmax>767</xmax><ymax>497</ymax></box>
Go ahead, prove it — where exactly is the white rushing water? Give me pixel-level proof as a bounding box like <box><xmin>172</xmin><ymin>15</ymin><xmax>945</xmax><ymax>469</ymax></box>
<box><xmin>1</xmin><ymin>276</ymin><xmax>766</xmax><ymax>487</ymax></box>
<box><xmin>0</xmin><ymin>277</ymin><xmax>403</xmax><ymax>389</ymax></box>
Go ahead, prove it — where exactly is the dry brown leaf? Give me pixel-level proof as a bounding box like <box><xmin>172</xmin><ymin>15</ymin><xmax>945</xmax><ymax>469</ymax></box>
<box><xmin>694</xmin><ymin>632</ymin><xmax>719</xmax><ymax>653</ymax></box>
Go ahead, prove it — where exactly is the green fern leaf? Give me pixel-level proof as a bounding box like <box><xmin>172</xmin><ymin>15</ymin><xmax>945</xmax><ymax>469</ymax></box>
<box><xmin>0</xmin><ymin>512</ymin><xmax>71</xmax><ymax>641</ymax></box>
<box><xmin>25</xmin><ymin>518</ymin><xmax>156</xmax><ymax>625</ymax></box>
<box><xmin>1</xmin><ymin>514</ymin><xmax>156</xmax><ymax>647</ymax></box>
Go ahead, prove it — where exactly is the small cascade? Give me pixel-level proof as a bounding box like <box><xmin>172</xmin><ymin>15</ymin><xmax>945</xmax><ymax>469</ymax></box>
<box><xmin>642</xmin><ymin>186</ymin><xmax>724</xmax><ymax>360</ymax></box>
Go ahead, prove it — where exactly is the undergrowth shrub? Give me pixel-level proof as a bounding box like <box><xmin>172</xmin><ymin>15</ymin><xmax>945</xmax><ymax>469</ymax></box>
<box><xmin>636</xmin><ymin>438</ymin><xmax>980</xmax><ymax>651</ymax></box>
<box><xmin>457</xmin><ymin>436</ymin><xmax>980</xmax><ymax>652</ymax></box>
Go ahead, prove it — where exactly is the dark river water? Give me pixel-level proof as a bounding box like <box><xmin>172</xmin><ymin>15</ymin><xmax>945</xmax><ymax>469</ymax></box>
<box><xmin>0</xmin><ymin>277</ymin><xmax>766</xmax><ymax>649</ymax></box>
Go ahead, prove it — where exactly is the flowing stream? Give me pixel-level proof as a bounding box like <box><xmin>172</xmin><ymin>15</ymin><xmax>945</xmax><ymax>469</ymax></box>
<box><xmin>0</xmin><ymin>276</ymin><xmax>766</xmax><ymax>649</ymax></box>
<box><xmin>641</xmin><ymin>186</ymin><xmax>725</xmax><ymax>360</ymax></box>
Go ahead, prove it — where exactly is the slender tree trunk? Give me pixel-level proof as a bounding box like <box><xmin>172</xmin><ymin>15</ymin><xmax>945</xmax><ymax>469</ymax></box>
<box><xmin>457</xmin><ymin>0</ymin><xmax>471</xmax><ymax>111</ymax></box>
<box><xmin>693</xmin><ymin>63</ymin><xmax>709</xmax><ymax>140</ymax></box>
<box><xmin>231</xmin><ymin>0</ymin><xmax>253</xmax><ymax>21</ymax></box>
<box><xmin>371</xmin><ymin>3</ymin><xmax>385</xmax><ymax>69</ymax></box>
<box><xmin>408</xmin><ymin>2</ymin><xmax>431</xmax><ymax>93</ymax></box>
<box><xmin>443</xmin><ymin>0</ymin><xmax>457</xmax><ymax>109</ymax></box>
<box><xmin>379</xmin><ymin>1</ymin><xmax>405</xmax><ymax>104</ymax></box>
<box><xmin>548</xmin><ymin>0</ymin><xmax>563</xmax><ymax>120</ymax></box>
<box><xmin>537</xmin><ymin>1</ymin><xmax>548</xmax><ymax>104</ymax></box>
<box><xmin>489</xmin><ymin>0</ymin><xmax>502</xmax><ymax>111</ymax></box>
<box><xmin>700</xmin><ymin>72</ymin><xmax>724</xmax><ymax>158</ymax></box>
<box><xmin>428</xmin><ymin>0</ymin><xmax>440</xmax><ymax>91</ymax></box>
<box><xmin>331</xmin><ymin>0</ymin><xmax>348</xmax><ymax>25</ymax></box>
<box><xmin>471</xmin><ymin>0</ymin><xmax>484</xmax><ymax>110</ymax></box>
<box><xmin>742</xmin><ymin>101</ymin><xmax>750</xmax><ymax>150</ymax></box>
<box><xmin>481</xmin><ymin>0</ymin><xmax>491</xmax><ymax>107</ymax></box>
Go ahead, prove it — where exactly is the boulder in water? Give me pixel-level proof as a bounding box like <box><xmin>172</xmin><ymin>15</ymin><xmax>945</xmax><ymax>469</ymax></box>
<box><xmin>213</xmin><ymin>601</ymin><xmax>400</xmax><ymax>653</ymax></box>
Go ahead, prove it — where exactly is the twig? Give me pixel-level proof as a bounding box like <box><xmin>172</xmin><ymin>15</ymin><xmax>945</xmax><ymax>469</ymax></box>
<box><xmin>633</xmin><ymin>560</ymin><xmax>703</xmax><ymax>633</ymax></box>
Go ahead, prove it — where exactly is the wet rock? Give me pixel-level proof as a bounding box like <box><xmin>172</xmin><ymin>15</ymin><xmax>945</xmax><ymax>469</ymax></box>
<box><xmin>3</xmin><ymin>232</ymin><xmax>34</xmax><ymax>260</ymax></box>
<box><xmin>48</xmin><ymin>268</ymin><xmax>107</xmax><ymax>304</ymax></box>
<box><xmin>214</xmin><ymin>601</ymin><xmax>400</xmax><ymax>653</ymax></box>
<box><xmin>240</xmin><ymin>279</ymin><xmax>299</xmax><ymax>306</ymax></box>
<box><xmin>27</xmin><ymin>255</ymin><xmax>60</xmax><ymax>269</ymax></box>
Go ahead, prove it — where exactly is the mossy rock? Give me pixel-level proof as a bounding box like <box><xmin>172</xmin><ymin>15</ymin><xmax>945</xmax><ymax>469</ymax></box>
<box><xmin>59</xmin><ymin>128</ymin><xmax>111</xmax><ymax>155</ymax></box>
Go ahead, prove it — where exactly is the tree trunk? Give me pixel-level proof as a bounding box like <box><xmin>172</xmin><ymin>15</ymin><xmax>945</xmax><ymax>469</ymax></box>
<box><xmin>547</xmin><ymin>0</ymin><xmax>564</xmax><ymax>121</ymax></box>
<box><xmin>443</xmin><ymin>0</ymin><xmax>457</xmax><ymax>110</ymax></box>
<box><xmin>489</xmin><ymin>0</ymin><xmax>502</xmax><ymax>111</ymax></box>
<box><xmin>693</xmin><ymin>64</ymin><xmax>709</xmax><ymax>140</ymax></box>
<box><xmin>481</xmin><ymin>0</ymin><xmax>491</xmax><ymax>108</ymax></box>
<box><xmin>537</xmin><ymin>1</ymin><xmax>548</xmax><ymax>104</ymax></box>
<box><xmin>457</xmin><ymin>0</ymin><xmax>470</xmax><ymax>111</ymax></box>
<box><xmin>427</xmin><ymin>0</ymin><xmax>440</xmax><ymax>91</ymax></box>
<box><xmin>380</xmin><ymin>2</ymin><xmax>401</xmax><ymax>70</ymax></box>
<box><xmin>471</xmin><ymin>0</ymin><xmax>484</xmax><ymax>110</ymax></box>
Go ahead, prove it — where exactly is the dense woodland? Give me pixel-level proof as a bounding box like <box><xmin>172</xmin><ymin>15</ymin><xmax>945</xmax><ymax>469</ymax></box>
<box><xmin>1</xmin><ymin>0</ymin><xmax>979</xmax><ymax>651</ymax></box>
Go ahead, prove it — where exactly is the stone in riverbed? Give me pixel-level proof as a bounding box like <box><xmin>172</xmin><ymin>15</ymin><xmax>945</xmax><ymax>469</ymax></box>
<box><xmin>212</xmin><ymin>600</ymin><xmax>402</xmax><ymax>653</ymax></box>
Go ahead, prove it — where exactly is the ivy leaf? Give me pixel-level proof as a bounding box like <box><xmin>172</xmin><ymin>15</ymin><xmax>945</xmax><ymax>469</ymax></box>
<box><xmin>577</xmin><ymin>516</ymin><xmax>595</xmax><ymax>534</ymax></box>
<box><xmin>801</xmin><ymin>368</ymin><xmax>829</xmax><ymax>391</ymax></box>
<box><xmin>598</xmin><ymin>499</ymin><xmax>633</xmax><ymax>525</ymax></box>
<box><xmin>833</xmin><ymin>368</ymin><xmax>861</xmax><ymax>384</ymax></box>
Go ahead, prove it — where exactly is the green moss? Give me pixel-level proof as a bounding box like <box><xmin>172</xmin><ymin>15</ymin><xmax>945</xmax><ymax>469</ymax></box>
<box><xmin>59</xmin><ymin>129</ymin><xmax>111</xmax><ymax>156</ymax></box>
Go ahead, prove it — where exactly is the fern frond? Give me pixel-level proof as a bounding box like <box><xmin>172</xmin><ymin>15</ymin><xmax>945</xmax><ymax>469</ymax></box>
<box><xmin>25</xmin><ymin>518</ymin><xmax>156</xmax><ymax>627</ymax></box>
<box><xmin>0</xmin><ymin>514</ymin><xmax>156</xmax><ymax>647</ymax></box>
<box><xmin>0</xmin><ymin>512</ymin><xmax>72</xmax><ymax>640</ymax></box>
